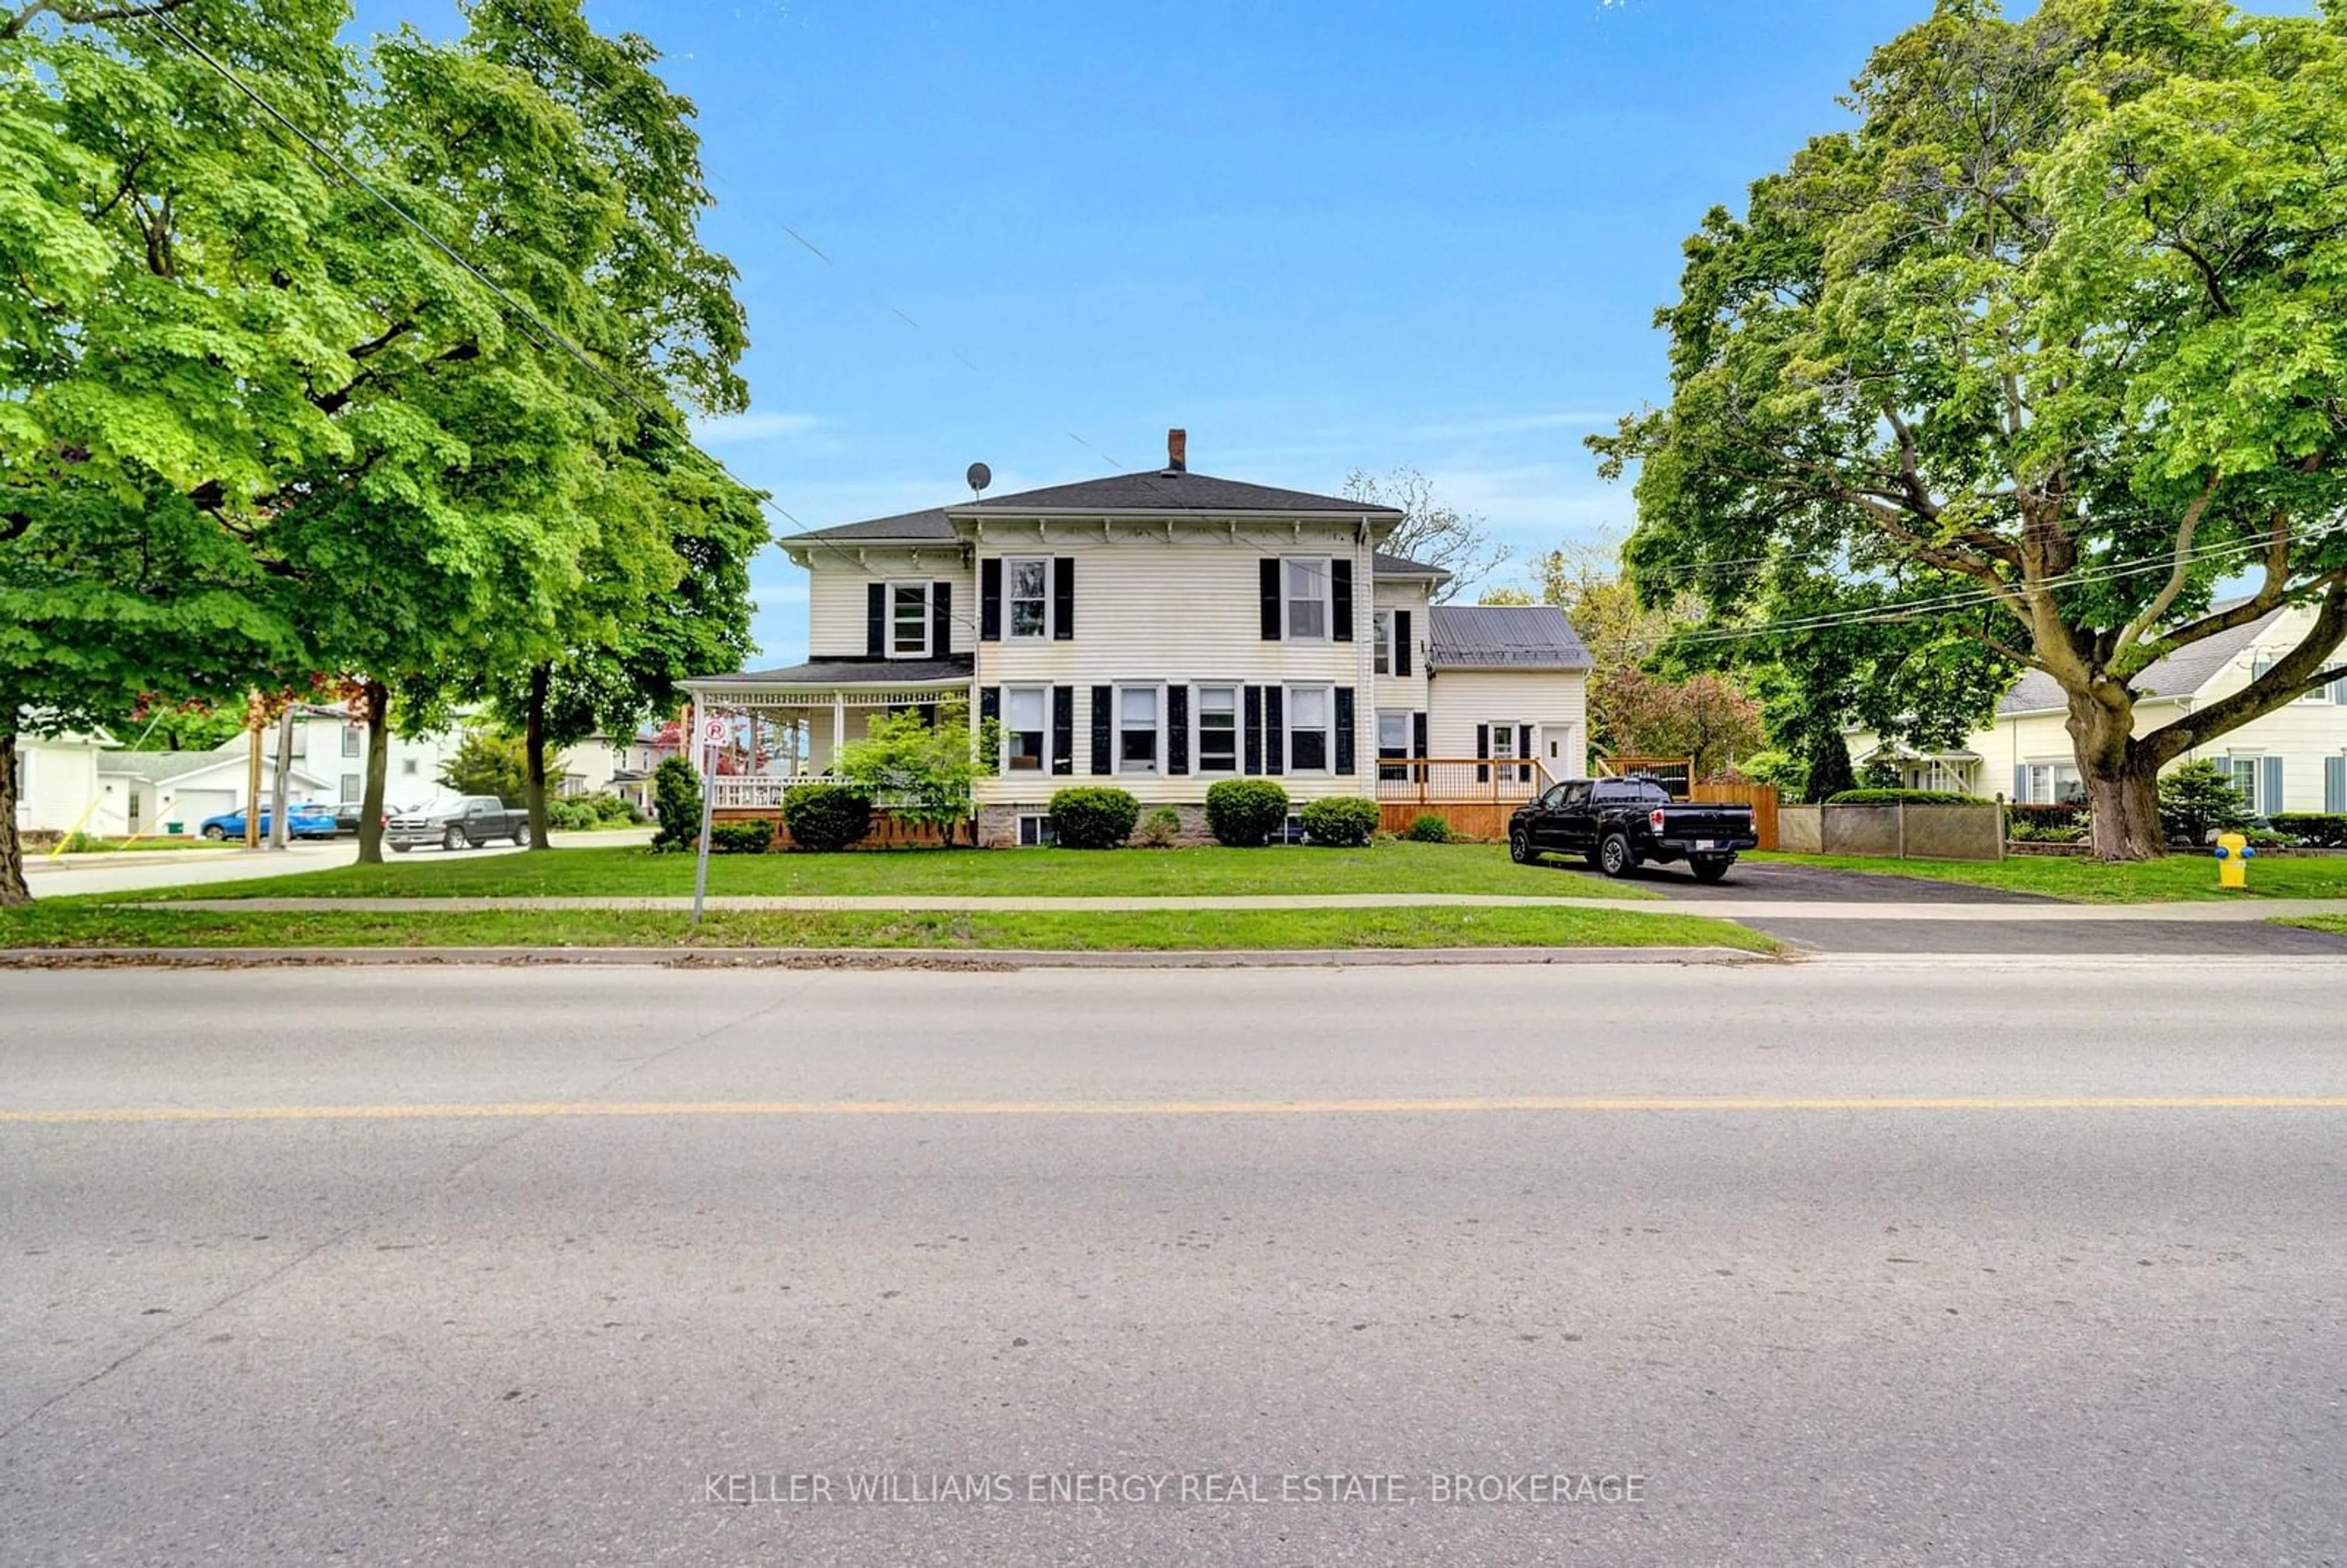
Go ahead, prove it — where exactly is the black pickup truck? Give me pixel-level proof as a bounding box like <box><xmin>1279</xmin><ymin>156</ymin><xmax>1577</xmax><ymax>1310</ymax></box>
<box><xmin>1508</xmin><ymin>777</ymin><xmax>1759</xmax><ymax>882</ymax></box>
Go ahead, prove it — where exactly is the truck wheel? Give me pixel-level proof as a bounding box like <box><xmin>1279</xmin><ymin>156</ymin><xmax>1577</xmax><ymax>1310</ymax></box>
<box><xmin>1508</xmin><ymin>827</ymin><xmax>1537</xmax><ymax>865</ymax></box>
<box><xmin>511</xmin><ymin>827</ymin><xmax>527</xmax><ymax>846</ymax></box>
<box><xmin>1691</xmin><ymin>855</ymin><xmax>1733</xmax><ymax>884</ymax></box>
<box><xmin>443</xmin><ymin>826</ymin><xmax>467</xmax><ymax>852</ymax></box>
<box><xmin>390</xmin><ymin>843</ymin><xmax>411</xmax><ymax>854</ymax></box>
<box><xmin>1600</xmin><ymin>833</ymin><xmax>1639</xmax><ymax>879</ymax></box>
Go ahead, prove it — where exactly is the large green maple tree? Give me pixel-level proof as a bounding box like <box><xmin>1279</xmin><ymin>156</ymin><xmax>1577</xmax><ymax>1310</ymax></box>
<box><xmin>1596</xmin><ymin>0</ymin><xmax>2347</xmax><ymax>859</ymax></box>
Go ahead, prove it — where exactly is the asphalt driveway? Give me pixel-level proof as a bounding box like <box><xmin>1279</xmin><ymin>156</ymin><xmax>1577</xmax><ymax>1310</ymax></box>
<box><xmin>1528</xmin><ymin>854</ymin><xmax>2054</xmax><ymax>904</ymax></box>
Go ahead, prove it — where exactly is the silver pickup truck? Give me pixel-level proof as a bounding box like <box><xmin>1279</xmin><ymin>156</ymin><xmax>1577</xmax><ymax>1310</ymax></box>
<box><xmin>385</xmin><ymin>795</ymin><xmax>530</xmax><ymax>852</ymax></box>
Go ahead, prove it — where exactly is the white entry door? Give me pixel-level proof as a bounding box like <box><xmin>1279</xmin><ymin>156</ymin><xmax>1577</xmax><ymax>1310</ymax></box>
<box><xmin>1538</xmin><ymin>725</ymin><xmax>1582</xmax><ymax>780</ymax></box>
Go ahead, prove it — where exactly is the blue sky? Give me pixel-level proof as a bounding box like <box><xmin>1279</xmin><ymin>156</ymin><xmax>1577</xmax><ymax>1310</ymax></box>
<box><xmin>369</xmin><ymin>1</ymin><xmax>1945</xmax><ymax>662</ymax></box>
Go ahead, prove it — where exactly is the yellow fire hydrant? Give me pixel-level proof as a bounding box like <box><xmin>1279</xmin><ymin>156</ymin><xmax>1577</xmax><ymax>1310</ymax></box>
<box><xmin>2214</xmin><ymin>830</ymin><xmax>2253</xmax><ymax>890</ymax></box>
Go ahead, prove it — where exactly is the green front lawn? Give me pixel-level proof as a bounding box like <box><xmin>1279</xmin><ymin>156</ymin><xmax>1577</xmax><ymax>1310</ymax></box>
<box><xmin>0</xmin><ymin>903</ymin><xmax>1768</xmax><ymax>953</ymax></box>
<box><xmin>133</xmin><ymin>840</ymin><xmax>1661</xmax><ymax>902</ymax></box>
<box><xmin>2273</xmin><ymin>914</ymin><xmax>2347</xmax><ymax>937</ymax></box>
<box><xmin>1750</xmin><ymin>851</ymin><xmax>2347</xmax><ymax>903</ymax></box>
<box><xmin>56</xmin><ymin>836</ymin><xmax>239</xmax><ymax>853</ymax></box>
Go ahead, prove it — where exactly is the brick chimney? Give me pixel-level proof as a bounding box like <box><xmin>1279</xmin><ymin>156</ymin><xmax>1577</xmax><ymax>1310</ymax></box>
<box><xmin>1165</xmin><ymin>428</ymin><xmax>1187</xmax><ymax>474</ymax></box>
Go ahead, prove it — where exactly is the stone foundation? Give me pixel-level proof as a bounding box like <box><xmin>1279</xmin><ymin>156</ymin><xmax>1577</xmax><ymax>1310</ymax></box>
<box><xmin>977</xmin><ymin>802</ymin><xmax>1217</xmax><ymax>848</ymax></box>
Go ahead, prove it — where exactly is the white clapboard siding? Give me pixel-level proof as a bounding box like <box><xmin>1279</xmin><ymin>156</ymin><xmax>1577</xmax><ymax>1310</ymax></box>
<box><xmin>1425</xmin><ymin>669</ymin><xmax>1589</xmax><ymax>779</ymax></box>
<box><xmin>806</xmin><ymin>550</ymin><xmax>978</xmax><ymax>659</ymax></box>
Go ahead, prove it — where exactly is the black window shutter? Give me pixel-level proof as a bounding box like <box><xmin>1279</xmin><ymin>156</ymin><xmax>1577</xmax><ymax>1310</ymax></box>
<box><xmin>1089</xmin><ymin>685</ymin><xmax>1112</xmax><ymax>775</ymax></box>
<box><xmin>1334</xmin><ymin>687</ymin><xmax>1356</xmax><ymax>775</ymax></box>
<box><xmin>1244</xmin><ymin>686</ymin><xmax>1263</xmax><ymax>775</ymax></box>
<box><xmin>866</xmin><ymin>582</ymin><xmax>886</xmax><ymax>657</ymax></box>
<box><xmin>979</xmin><ymin>686</ymin><xmax>1001</xmax><ymax>774</ymax></box>
<box><xmin>1265</xmin><ymin>686</ymin><xmax>1285</xmax><ymax>775</ymax></box>
<box><xmin>1053</xmin><ymin>558</ymin><xmax>1075</xmax><ymax>641</ymax></box>
<box><xmin>980</xmin><ymin>559</ymin><xmax>1002</xmax><ymax>642</ymax></box>
<box><xmin>1412</xmin><ymin>711</ymin><xmax>1428</xmax><ymax>783</ymax></box>
<box><xmin>1395</xmin><ymin>610</ymin><xmax>1412</xmax><ymax>678</ymax></box>
<box><xmin>1476</xmin><ymin>723</ymin><xmax>1490</xmax><ymax>785</ymax></box>
<box><xmin>1051</xmin><ymin>686</ymin><xmax>1074</xmax><ymax>775</ymax></box>
<box><xmin>1519</xmin><ymin>724</ymin><xmax>1533</xmax><ymax>784</ymax></box>
<box><xmin>1331</xmin><ymin>559</ymin><xmax>1353</xmax><ymax>642</ymax></box>
<box><xmin>1167</xmin><ymin>686</ymin><xmax>1189</xmax><ymax>775</ymax></box>
<box><xmin>931</xmin><ymin>581</ymin><xmax>952</xmax><ymax>656</ymax></box>
<box><xmin>1259</xmin><ymin>559</ymin><xmax>1282</xmax><ymax>640</ymax></box>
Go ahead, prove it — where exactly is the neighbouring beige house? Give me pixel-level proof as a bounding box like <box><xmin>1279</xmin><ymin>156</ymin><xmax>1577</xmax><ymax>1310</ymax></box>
<box><xmin>684</xmin><ymin>430</ymin><xmax>1592</xmax><ymax>846</ymax></box>
<box><xmin>1855</xmin><ymin>603</ymin><xmax>2347</xmax><ymax>815</ymax></box>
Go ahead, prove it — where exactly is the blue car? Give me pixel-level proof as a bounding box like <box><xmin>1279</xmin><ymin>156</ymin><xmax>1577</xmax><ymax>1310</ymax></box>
<box><xmin>198</xmin><ymin>805</ymin><xmax>339</xmax><ymax>841</ymax></box>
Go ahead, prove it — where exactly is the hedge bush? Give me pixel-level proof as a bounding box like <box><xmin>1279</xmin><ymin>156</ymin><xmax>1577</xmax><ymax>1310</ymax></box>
<box><xmin>1299</xmin><ymin>796</ymin><xmax>1381</xmax><ymax>848</ymax></box>
<box><xmin>1403</xmin><ymin>811</ymin><xmax>1452</xmax><ymax>843</ymax></box>
<box><xmin>781</xmin><ymin>784</ymin><xmax>873</xmax><ymax>852</ymax></box>
<box><xmin>2270</xmin><ymin>814</ymin><xmax>2347</xmax><ymax>848</ymax></box>
<box><xmin>1204</xmin><ymin>779</ymin><xmax>1290</xmax><ymax>847</ymax></box>
<box><xmin>1825</xmin><ymin>788</ymin><xmax>1987</xmax><ymax>806</ymax></box>
<box><xmin>1048</xmin><ymin>786</ymin><xmax>1141</xmax><ymax>849</ymax></box>
<box><xmin>710</xmin><ymin>819</ymin><xmax>776</xmax><ymax>854</ymax></box>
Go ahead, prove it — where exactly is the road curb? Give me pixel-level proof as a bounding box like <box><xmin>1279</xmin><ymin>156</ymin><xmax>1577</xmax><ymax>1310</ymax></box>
<box><xmin>0</xmin><ymin>944</ymin><xmax>1779</xmax><ymax>972</ymax></box>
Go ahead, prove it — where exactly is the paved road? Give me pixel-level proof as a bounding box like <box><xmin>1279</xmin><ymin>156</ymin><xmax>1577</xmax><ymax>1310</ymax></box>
<box><xmin>4</xmin><ymin>965</ymin><xmax>2343</xmax><ymax>1566</ymax></box>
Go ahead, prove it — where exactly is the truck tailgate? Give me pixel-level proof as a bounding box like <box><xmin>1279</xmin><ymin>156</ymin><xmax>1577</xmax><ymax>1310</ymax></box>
<box><xmin>1660</xmin><ymin>805</ymin><xmax>1753</xmax><ymax>840</ymax></box>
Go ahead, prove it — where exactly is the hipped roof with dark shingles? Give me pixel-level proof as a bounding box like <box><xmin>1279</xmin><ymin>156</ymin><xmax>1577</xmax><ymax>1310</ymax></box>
<box><xmin>1425</xmin><ymin>604</ymin><xmax>1592</xmax><ymax>671</ymax></box>
<box><xmin>707</xmin><ymin>655</ymin><xmax>976</xmax><ymax>687</ymax></box>
<box><xmin>785</xmin><ymin>470</ymin><xmax>1405</xmax><ymax>547</ymax></box>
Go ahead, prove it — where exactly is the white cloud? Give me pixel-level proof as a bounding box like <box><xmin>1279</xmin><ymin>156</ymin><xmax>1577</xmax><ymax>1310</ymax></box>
<box><xmin>692</xmin><ymin>411</ymin><xmax>826</xmax><ymax>445</ymax></box>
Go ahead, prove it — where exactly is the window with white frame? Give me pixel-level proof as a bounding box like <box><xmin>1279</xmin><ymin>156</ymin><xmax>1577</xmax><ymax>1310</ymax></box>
<box><xmin>1016</xmin><ymin>813</ymin><xmax>1056</xmax><ymax>848</ymax></box>
<box><xmin>1373</xmin><ymin>610</ymin><xmax>1394</xmax><ymax>675</ymax></box>
<box><xmin>340</xmin><ymin>772</ymin><xmax>361</xmax><ymax>802</ymax></box>
<box><xmin>1287</xmin><ymin>685</ymin><xmax>1332</xmax><ymax>772</ymax></box>
<box><xmin>1006</xmin><ymin>558</ymin><xmax>1050</xmax><ymax>639</ymax></box>
<box><xmin>1117</xmin><ymin>685</ymin><xmax>1161</xmax><ymax>773</ymax></box>
<box><xmin>2228</xmin><ymin>755</ymin><xmax>2264</xmax><ymax>812</ymax></box>
<box><xmin>342</xmin><ymin>725</ymin><xmax>362</xmax><ymax>758</ymax></box>
<box><xmin>2026</xmin><ymin>760</ymin><xmax>2084</xmax><ymax>804</ymax></box>
<box><xmin>889</xmin><ymin>582</ymin><xmax>932</xmax><ymax>657</ymax></box>
<box><xmin>1002</xmin><ymin>686</ymin><xmax>1048</xmax><ymax>774</ymax></box>
<box><xmin>1285</xmin><ymin>559</ymin><xmax>1330</xmax><ymax>640</ymax></box>
<box><xmin>1195</xmin><ymin>686</ymin><xmax>1238</xmax><ymax>774</ymax></box>
<box><xmin>1376</xmin><ymin>709</ymin><xmax>1409</xmax><ymax>782</ymax></box>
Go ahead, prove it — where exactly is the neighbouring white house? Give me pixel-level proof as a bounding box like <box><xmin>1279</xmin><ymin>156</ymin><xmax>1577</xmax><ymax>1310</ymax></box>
<box><xmin>683</xmin><ymin>430</ymin><xmax>1593</xmax><ymax>846</ymax></box>
<box><xmin>1856</xmin><ymin>602</ymin><xmax>2347</xmax><ymax>815</ymax></box>
<box><xmin>9</xmin><ymin>724</ymin><xmax>117</xmax><ymax>837</ymax></box>
<box><xmin>92</xmin><ymin>747</ymin><xmax>339</xmax><ymax>837</ymax></box>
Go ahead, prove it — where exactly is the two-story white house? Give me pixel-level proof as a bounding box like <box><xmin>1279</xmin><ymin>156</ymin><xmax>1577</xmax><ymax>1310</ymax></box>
<box><xmin>685</xmin><ymin>431</ymin><xmax>1592</xmax><ymax>846</ymax></box>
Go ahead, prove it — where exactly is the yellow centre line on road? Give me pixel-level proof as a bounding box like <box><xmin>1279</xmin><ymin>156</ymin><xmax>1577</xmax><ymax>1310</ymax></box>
<box><xmin>4</xmin><ymin>1095</ymin><xmax>2346</xmax><ymax>1125</ymax></box>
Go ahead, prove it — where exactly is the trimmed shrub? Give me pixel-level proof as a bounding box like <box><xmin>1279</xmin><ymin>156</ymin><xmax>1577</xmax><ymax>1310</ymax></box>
<box><xmin>650</xmin><ymin>756</ymin><xmax>702</xmax><ymax>850</ymax></box>
<box><xmin>1048</xmin><ymin>786</ymin><xmax>1141</xmax><ymax>850</ymax></box>
<box><xmin>1205</xmin><ymin>779</ymin><xmax>1290</xmax><ymax>848</ymax></box>
<box><xmin>710</xmin><ymin>818</ymin><xmax>776</xmax><ymax>854</ymax></box>
<box><xmin>1825</xmin><ymin>788</ymin><xmax>1986</xmax><ymax>807</ymax></box>
<box><xmin>1403</xmin><ymin>812</ymin><xmax>1452</xmax><ymax>843</ymax></box>
<box><xmin>547</xmin><ymin>797</ymin><xmax>600</xmax><ymax>831</ymax></box>
<box><xmin>2242</xmin><ymin>825</ymin><xmax>2298</xmax><ymax>849</ymax></box>
<box><xmin>2159</xmin><ymin>760</ymin><xmax>2253</xmax><ymax>844</ymax></box>
<box><xmin>2271</xmin><ymin>813</ymin><xmax>2347</xmax><ymax>848</ymax></box>
<box><xmin>1137</xmin><ymin>805</ymin><xmax>1183</xmax><ymax>849</ymax></box>
<box><xmin>782</xmin><ymin>784</ymin><xmax>873</xmax><ymax>852</ymax></box>
<box><xmin>1299</xmin><ymin>796</ymin><xmax>1381</xmax><ymax>848</ymax></box>
<box><xmin>2007</xmin><ymin>819</ymin><xmax>2087</xmax><ymax>844</ymax></box>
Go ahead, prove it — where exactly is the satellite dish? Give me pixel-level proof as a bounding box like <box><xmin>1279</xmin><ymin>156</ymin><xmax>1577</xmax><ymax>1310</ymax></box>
<box><xmin>966</xmin><ymin>461</ymin><xmax>993</xmax><ymax>496</ymax></box>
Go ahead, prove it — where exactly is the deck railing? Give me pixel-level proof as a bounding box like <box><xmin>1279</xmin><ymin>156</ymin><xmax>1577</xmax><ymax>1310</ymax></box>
<box><xmin>1371</xmin><ymin>758</ymin><xmax>1552</xmax><ymax>804</ymax></box>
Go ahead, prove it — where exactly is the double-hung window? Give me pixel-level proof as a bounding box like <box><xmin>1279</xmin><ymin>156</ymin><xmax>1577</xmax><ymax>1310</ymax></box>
<box><xmin>1196</xmin><ymin>686</ymin><xmax>1238</xmax><ymax>774</ymax></box>
<box><xmin>1285</xmin><ymin>559</ymin><xmax>1330</xmax><ymax>640</ymax></box>
<box><xmin>342</xmin><ymin>725</ymin><xmax>362</xmax><ymax>758</ymax></box>
<box><xmin>1376</xmin><ymin>710</ymin><xmax>1409</xmax><ymax>782</ymax></box>
<box><xmin>1118</xmin><ymin>686</ymin><xmax>1161</xmax><ymax>774</ymax></box>
<box><xmin>2026</xmin><ymin>760</ymin><xmax>2084</xmax><ymax>805</ymax></box>
<box><xmin>1287</xmin><ymin>685</ymin><xmax>1332</xmax><ymax>772</ymax></box>
<box><xmin>1373</xmin><ymin>610</ymin><xmax>1395</xmax><ymax>675</ymax></box>
<box><xmin>2229</xmin><ymin>755</ymin><xmax>2263</xmax><ymax>812</ymax></box>
<box><xmin>1002</xmin><ymin>687</ymin><xmax>1048</xmax><ymax>774</ymax></box>
<box><xmin>1006</xmin><ymin>558</ymin><xmax>1050</xmax><ymax>640</ymax></box>
<box><xmin>889</xmin><ymin>582</ymin><xmax>932</xmax><ymax>657</ymax></box>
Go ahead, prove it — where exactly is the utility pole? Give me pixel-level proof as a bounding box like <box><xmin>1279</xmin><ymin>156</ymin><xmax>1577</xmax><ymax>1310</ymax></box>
<box><xmin>244</xmin><ymin>694</ymin><xmax>265</xmax><ymax>849</ymax></box>
<box><xmin>268</xmin><ymin>703</ymin><xmax>297</xmax><ymax>850</ymax></box>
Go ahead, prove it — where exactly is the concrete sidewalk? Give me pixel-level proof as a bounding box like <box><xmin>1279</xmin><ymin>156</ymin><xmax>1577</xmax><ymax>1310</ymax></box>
<box><xmin>141</xmin><ymin>892</ymin><xmax>2347</xmax><ymax>922</ymax></box>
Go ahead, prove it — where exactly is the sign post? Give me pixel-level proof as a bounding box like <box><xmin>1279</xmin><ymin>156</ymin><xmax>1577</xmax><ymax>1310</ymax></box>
<box><xmin>690</xmin><ymin>713</ymin><xmax>729</xmax><ymax>927</ymax></box>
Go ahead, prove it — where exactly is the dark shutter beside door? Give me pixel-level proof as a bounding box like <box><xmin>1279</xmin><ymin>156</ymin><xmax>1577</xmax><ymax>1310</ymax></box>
<box><xmin>866</xmin><ymin>582</ymin><xmax>886</xmax><ymax>657</ymax></box>
<box><xmin>1334</xmin><ymin>687</ymin><xmax>1356</xmax><ymax>775</ymax></box>
<box><xmin>1264</xmin><ymin>687</ymin><xmax>1285</xmax><ymax>776</ymax></box>
<box><xmin>1244</xmin><ymin>686</ymin><xmax>1263</xmax><ymax>775</ymax></box>
<box><xmin>1167</xmin><ymin>685</ymin><xmax>1189</xmax><ymax>775</ymax></box>
<box><xmin>1395</xmin><ymin>610</ymin><xmax>1412</xmax><ymax>677</ymax></box>
<box><xmin>1089</xmin><ymin>686</ymin><xmax>1112</xmax><ymax>775</ymax></box>
<box><xmin>1412</xmin><ymin>712</ymin><xmax>1428</xmax><ymax>783</ymax></box>
<box><xmin>931</xmin><ymin>581</ymin><xmax>952</xmax><ymax>656</ymax></box>
<box><xmin>1051</xmin><ymin>686</ymin><xmax>1074</xmax><ymax>776</ymax></box>
<box><xmin>979</xmin><ymin>687</ymin><xmax>1001</xmax><ymax>774</ymax></box>
<box><xmin>1519</xmin><ymin>724</ymin><xmax>1533</xmax><ymax>785</ymax></box>
<box><xmin>1259</xmin><ymin>559</ymin><xmax>1282</xmax><ymax>640</ymax></box>
<box><xmin>1476</xmin><ymin>723</ymin><xmax>1490</xmax><ymax>784</ymax></box>
<box><xmin>1331</xmin><ymin>560</ymin><xmax>1353</xmax><ymax>642</ymax></box>
<box><xmin>979</xmin><ymin>559</ymin><xmax>1002</xmax><ymax>642</ymax></box>
<box><xmin>1053</xmin><ymin>558</ymin><xmax>1074</xmax><ymax>640</ymax></box>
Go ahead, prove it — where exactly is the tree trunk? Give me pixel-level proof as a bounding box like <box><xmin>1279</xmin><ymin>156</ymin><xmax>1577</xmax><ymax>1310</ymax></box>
<box><xmin>356</xmin><ymin>681</ymin><xmax>390</xmax><ymax>866</ymax></box>
<box><xmin>525</xmin><ymin>662</ymin><xmax>551</xmax><ymax>852</ymax></box>
<box><xmin>0</xmin><ymin>728</ymin><xmax>28</xmax><ymax>907</ymax></box>
<box><xmin>2069</xmin><ymin>689</ymin><xmax>2167</xmax><ymax>861</ymax></box>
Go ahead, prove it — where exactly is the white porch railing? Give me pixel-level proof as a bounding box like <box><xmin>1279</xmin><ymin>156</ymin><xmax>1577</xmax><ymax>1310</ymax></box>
<box><xmin>707</xmin><ymin>776</ymin><xmax>824</xmax><ymax>810</ymax></box>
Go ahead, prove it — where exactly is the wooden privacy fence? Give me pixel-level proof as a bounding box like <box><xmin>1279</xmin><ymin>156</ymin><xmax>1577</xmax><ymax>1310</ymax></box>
<box><xmin>1689</xmin><ymin>782</ymin><xmax>1781</xmax><ymax>851</ymax></box>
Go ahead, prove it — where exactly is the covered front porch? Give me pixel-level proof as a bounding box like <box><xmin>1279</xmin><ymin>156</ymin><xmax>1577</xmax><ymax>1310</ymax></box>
<box><xmin>684</xmin><ymin>658</ymin><xmax>975</xmax><ymax>848</ymax></box>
